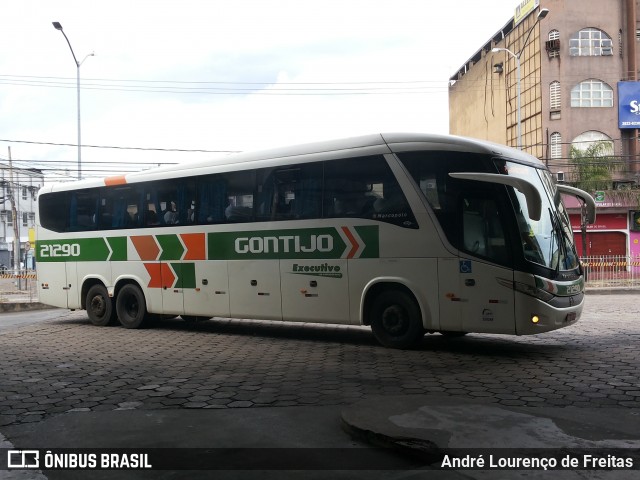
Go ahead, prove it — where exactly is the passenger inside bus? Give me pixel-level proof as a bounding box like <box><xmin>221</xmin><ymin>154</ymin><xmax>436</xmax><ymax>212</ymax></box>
<box><xmin>164</xmin><ymin>201</ymin><xmax>179</xmax><ymax>224</ymax></box>
<box><xmin>145</xmin><ymin>210</ymin><xmax>160</xmax><ymax>226</ymax></box>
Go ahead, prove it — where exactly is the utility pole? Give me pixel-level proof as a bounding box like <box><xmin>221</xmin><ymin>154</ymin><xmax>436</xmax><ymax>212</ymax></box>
<box><xmin>8</xmin><ymin>147</ymin><xmax>22</xmax><ymax>290</ymax></box>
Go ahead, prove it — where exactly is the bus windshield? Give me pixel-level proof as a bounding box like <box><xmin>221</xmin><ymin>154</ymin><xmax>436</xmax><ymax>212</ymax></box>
<box><xmin>498</xmin><ymin>160</ymin><xmax>579</xmax><ymax>272</ymax></box>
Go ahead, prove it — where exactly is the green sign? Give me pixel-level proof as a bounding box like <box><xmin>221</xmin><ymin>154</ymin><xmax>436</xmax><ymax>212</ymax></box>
<box><xmin>208</xmin><ymin>226</ymin><xmax>379</xmax><ymax>260</ymax></box>
<box><xmin>37</xmin><ymin>237</ymin><xmax>127</xmax><ymax>262</ymax></box>
<box><xmin>36</xmin><ymin>226</ymin><xmax>380</xmax><ymax>262</ymax></box>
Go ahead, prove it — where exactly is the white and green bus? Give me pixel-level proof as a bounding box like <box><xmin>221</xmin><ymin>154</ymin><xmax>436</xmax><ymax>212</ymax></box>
<box><xmin>36</xmin><ymin>133</ymin><xmax>595</xmax><ymax>348</ymax></box>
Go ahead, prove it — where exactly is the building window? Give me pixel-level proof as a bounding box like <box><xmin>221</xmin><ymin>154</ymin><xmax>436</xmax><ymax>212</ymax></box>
<box><xmin>572</xmin><ymin>131</ymin><xmax>614</xmax><ymax>154</ymax></box>
<box><xmin>550</xmin><ymin>81</ymin><xmax>561</xmax><ymax>110</ymax></box>
<box><xmin>3</xmin><ymin>210</ymin><xmax>12</xmax><ymax>227</ymax></box>
<box><xmin>569</xmin><ymin>28</ymin><xmax>613</xmax><ymax>56</ymax></box>
<box><xmin>22</xmin><ymin>186</ymin><xmax>27</xmax><ymax>200</ymax></box>
<box><xmin>550</xmin><ymin>132</ymin><xmax>562</xmax><ymax>159</ymax></box>
<box><xmin>22</xmin><ymin>212</ymin><xmax>28</xmax><ymax>227</ymax></box>
<box><xmin>570</xmin><ymin>79</ymin><xmax>614</xmax><ymax>107</ymax></box>
<box><xmin>546</xmin><ymin>30</ymin><xmax>560</xmax><ymax>58</ymax></box>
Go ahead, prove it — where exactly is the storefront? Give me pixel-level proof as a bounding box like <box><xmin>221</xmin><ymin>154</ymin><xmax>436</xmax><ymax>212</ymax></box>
<box><xmin>563</xmin><ymin>192</ymin><xmax>639</xmax><ymax>258</ymax></box>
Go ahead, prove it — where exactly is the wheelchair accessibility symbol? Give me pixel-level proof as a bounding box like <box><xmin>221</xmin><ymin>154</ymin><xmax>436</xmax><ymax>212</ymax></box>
<box><xmin>459</xmin><ymin>260</ymin><xmax>472</xmax><ymax>274</ymax></box>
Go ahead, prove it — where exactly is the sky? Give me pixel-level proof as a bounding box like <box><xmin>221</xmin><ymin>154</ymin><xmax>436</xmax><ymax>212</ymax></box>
<box><xmin>1</xmin><ymin>0</ymin><xmax>519</xmax><ymax>182</ymax></box>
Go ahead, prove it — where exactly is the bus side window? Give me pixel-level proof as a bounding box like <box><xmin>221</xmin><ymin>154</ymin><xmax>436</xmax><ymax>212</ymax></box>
<box><xmin>462</xmin><ymin>196</ymin><xmax>509</xmax><ymax>264</ymax></box>
<box><xmin>324</xmin><ymin>155</ymin><xmax>415</xmax><ymax>227</ymax></box>
<box><xmin>256</xmin><ymin>164</ymin><xmax>323</xmax><ymax>222</ymax></box>
<box><xmin>197</xmin><ymin>176</ymin><xmax>227</xmax><ymax>224</ymax></box>
<box><xmin>69</xmin><ymin>190</ymin><xmax>99</xmax><ymax>231</ymax></box>
<box><xmin>223</xmin><ymin>170</ymin><xmax>255</xmax><ymax>223</ymax></box>
<box><xmin>39</xmin><ymin>192</ymin><xmax>69</xmax><ymax>232</ymax></box>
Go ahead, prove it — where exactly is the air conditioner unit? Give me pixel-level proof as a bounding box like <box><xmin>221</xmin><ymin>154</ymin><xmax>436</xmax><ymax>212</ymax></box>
<box><xmin>545</xmin><ymin>39</ymin><xmax>560</xmax><ymax>51</ymax></box>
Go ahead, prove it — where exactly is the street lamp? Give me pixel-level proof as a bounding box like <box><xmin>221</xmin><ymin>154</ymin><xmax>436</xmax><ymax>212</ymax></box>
<box><xmin>52</xmin><ymin>21</ymin><xmax>94</xmax><ymax>180</ymax></box>
<box><xmin>492</xmin><ymin>8</ymin><xmax>549</xmax><ymax>149</ymax></box>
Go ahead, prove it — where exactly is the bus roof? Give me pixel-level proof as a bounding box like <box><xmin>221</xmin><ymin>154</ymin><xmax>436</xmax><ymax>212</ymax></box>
<box><xmin>43</xmin><ymin>132</ymin><xmax>545</xmax><ymax>193</ymax></box>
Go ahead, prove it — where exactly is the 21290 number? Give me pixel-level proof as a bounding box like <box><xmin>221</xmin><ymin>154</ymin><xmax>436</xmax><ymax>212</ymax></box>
<box><xmin>40</xmin><ymin>243</ymin><xmax>81</xmax><ymax>258</ymax></box>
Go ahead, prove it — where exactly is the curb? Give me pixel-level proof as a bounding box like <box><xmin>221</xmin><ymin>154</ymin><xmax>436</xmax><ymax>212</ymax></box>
<box><xmin>0</xmin><ymin>302</ymin><xmax>55</xmax><ymax>313</ymax></box>
<box><xmin>585</xmin><ymin>288</ymin><xmax>639</xmax><ymax>295</ymax></box>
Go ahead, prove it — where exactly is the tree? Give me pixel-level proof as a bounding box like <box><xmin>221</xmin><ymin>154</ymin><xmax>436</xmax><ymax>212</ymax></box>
<box><xmin>569</xmin><ymin>140</ymin><xmax>622</xmax><ymax>192</ymax></box>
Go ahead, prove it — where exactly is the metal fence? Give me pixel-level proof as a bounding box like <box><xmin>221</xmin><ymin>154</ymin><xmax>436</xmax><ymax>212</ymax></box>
<box><xmin>581</xmin><ymin>255</ymin><xmax>640</xmax><ymax>289</ymax></box>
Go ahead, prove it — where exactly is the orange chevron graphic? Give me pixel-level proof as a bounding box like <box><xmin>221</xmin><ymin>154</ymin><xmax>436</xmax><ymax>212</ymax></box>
<box><xmin>161</xmin><ymin>263</ymin><xmax>176</xmax><ymax>288</ymax></box>
<box><xmin>181</xmin><ymin>233</ymin><xmax>206</xmax><ymax>260</ymax></box>
<box><xmin>144</xmin><ymin>263</ymin><xmax>176</xmax><ymax>288</ymax></box>
<box><xmin>131</xmin><ymin>235</ymin><xmax>160</xmax><ymax>261</ymax></box>
<box><xmin>144</xmin><ymin>263</ymin><xmax>163</xmax><ymax>288</ymax></box>
<box><xmin>341</xmin><ymin>226</ymin><xmax>359</xmax><ymax>259</ymax></box>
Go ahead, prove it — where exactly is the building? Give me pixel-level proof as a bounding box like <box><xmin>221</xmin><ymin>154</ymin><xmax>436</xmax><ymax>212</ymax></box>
<box><xmin>449</xmin><ymin>0</ymin><xmax>640</xmax><ymax>259</ymax></box>
<box><xmin>0</xmin><ymin>165</ymin><xmax>43</xmax><ymax>270</ymax></box>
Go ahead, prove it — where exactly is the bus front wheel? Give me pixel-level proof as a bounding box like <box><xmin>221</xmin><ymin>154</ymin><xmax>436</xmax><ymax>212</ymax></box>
<box><xmin>86</xmin><ymin>284</ymin><xmax>116</xmax><ymax>326</ymax></box>
<box><xmin>370</xmin><ymin>290</ymin><xmax>424</xmax><ymax>349</ymax></box>
<box><xmin>116</xmin><ymin>284</ymin><xmax>148</xmax><ymax>329</ymax></box>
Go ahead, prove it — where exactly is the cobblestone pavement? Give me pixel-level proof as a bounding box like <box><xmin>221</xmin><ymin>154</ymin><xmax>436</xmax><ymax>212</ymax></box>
<box><xmin>0</xmin><ymin>294</ymin><xmax>638</xmax><ymax>427</ymax></box>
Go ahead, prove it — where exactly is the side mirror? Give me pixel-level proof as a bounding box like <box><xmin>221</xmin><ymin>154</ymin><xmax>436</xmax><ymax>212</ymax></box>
<box><xmin>449</xmin><ymin>172</ymin><xmax>542</xmax><ymax>221</ymax></box>
<box><xmin>556</xmin><ymin>184</ymin><xmax>596</xmax><ymax>224</ymax></box>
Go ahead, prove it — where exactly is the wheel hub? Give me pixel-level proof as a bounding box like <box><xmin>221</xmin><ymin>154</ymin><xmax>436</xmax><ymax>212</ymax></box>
<box><xmin>91</xmin><ymin>296</ymin><xmax>106</xmax><ymax>316</ymax></box>
<box><xmin>382</xmin><ymin>305</ymin><xmax>408</xmax><ymax>334</ymax></box>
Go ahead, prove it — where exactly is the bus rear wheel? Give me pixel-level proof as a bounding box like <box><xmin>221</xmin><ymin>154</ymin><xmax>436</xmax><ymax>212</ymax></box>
<box><xmin>370</xmin><ymin>290</ymin><xmax>424</xmax><ymax>349</ymax></box>
<box><xmin>116</xmin><ymin>284</ymin><xmax>148</xmax><ymax>329</ymax></box>
<box><xmin>86</xmin><ymin>284</ymin><xmax>116</xmax><ymax>326</ymax></box>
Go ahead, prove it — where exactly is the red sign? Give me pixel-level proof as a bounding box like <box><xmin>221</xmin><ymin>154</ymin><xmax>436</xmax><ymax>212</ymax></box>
<box><xmin>570</xmin><ymin>213</ymin><xmax>628</xmax><ymax>231</ymax></box>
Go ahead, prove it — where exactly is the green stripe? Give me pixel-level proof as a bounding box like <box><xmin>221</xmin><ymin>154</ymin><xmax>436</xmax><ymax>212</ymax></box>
<box><xmin>172</xmin><ymin>262</ymin><xmax>196</xmax><ymax>289</ymax></box>
<box><xmin>355</xmin><ymin>226</ymin><xmax>379</xmax><ymax>258</ymax></box>
<box><xmin>37</xmin><ymin>238</ymin><xmax>110</xmax><ymax>262</ymax></box>
<box><xmin>36</xmin><ymin>226</ymin><xmax>380</xmax><ymax>263</ymax></box>
<box><xmin>106</xmin><ymin>237</ymin><xmax>127</xmax><ymax>261</ymax></box>
<box><xmin>157</xmin><ymin>234</ymin><xmax>184</xmax><ymax>260</ymax></box>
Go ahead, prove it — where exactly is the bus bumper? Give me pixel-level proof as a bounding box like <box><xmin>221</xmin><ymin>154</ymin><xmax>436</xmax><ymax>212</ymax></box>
<box><xmin>514</xmin><ymin>290</ymin><xmax>583</xmax><ymax>335</ymax></box>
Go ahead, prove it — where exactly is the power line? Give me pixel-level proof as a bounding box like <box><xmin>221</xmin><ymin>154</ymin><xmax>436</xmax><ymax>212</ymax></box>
<box><xmin>0</xmin><ymin>138</ymin><xmax>239</xmax><ymax>154</ymax></box>
<box><xmin>0</xmin><ymin>74</ymin><xmax>448</xmax><ymax>96</ymax></box>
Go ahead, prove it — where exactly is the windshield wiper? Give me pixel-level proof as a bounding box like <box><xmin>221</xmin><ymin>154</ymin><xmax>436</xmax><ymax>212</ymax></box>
<box><xmin>548</xmin><ymin>208</ymin><xmax>565</xmax><ymax>277</ymax></box>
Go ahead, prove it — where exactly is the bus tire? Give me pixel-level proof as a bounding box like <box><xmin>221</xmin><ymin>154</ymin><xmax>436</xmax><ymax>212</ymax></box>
<box><xmin>370</xmin><ymin>290</ymin><xmax>424</xmax><ymax>349</ymax></box>
<box><xmin>86</xmin><ymin>284</ymin><xmax>116</xmax><ymax>326</ymax></box>
<box><xmin>116</xmin><ymin>284</ymin><xmax>148</xmax><ymax>329</ymax></box>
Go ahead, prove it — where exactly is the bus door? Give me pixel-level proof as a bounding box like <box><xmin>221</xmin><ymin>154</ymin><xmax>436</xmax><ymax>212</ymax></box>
<box><xmin>160</xmin><ymin>261</ymin><xmax>184</xmax><ymax>315</ymax></box>
<box><xmin>438</xmin><ymin>193</ymin><xmax>515</xmax><ymax>334</ymax></box>
<box><xmin>280</xmin><ymin>259</ymin><xmax>350</xmax><ymax>323</ymax></box>
<box><xmin>65</xmin><ymin>262</ymin><xmax>80</xmax><ymax>309</ymax></box>
<box><xmin>38</xmin><ymin>262</ymin><xmax>69</xmax><ymax>308</ymax></box>
<box><xmin>183</xmin><ymin>260</ymin><xmax>230</xmax><ymax>318</ymax></box>
<box><xmin>228</xmin><ymin>260</ymin><xmax>282</xmax><ymax>320</ymax></box>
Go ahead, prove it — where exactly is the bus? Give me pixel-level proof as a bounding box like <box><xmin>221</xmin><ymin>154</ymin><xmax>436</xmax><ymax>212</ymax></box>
<box><xmin>35</xmin><ymin>133</ymin><xmax>596</xmax><ymax>349</ymax></box>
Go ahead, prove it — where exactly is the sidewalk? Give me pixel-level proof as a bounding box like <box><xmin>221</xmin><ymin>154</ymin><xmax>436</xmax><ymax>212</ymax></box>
<box><xmin>2</xmin><ymin>397</ymin><xmax>638</xmax><ymax>478</ymax></box>
<box><xmin>342</xmin><ymin>394</ymin><xmax>640</xmax><ymax>450</ymax></box>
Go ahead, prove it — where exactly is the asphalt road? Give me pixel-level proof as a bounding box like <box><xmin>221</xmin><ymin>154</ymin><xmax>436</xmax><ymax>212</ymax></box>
<box><xmin>0</xmin><ymin>293</ymin><xmax>638</xmax><ymax>478</ymax></box>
